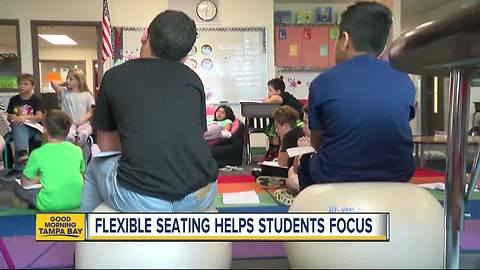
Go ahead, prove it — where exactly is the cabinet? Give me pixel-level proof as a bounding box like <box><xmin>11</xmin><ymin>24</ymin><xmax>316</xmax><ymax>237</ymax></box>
<box><xmin>275</xmin><ymin>26</ymin><xmax>303</xmax><ymax>67</ymax></box>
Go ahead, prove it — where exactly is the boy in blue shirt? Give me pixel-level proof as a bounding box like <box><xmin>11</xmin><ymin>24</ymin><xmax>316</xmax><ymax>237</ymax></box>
<box><xmin>301</xmin><ymin>1</ymin><xmax>416</xmax><ymax>189</ymax></box>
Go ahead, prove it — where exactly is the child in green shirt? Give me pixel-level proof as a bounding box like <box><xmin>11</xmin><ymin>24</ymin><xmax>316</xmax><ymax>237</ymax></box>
<box><xmin>13</xmin><ymin>110</ymin><xmax>85</xmax><ymax>211</ymax></box>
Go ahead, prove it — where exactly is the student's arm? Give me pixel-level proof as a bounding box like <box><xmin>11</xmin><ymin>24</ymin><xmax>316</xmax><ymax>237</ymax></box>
<box><xmin>76</xmin><ymin>94</ymin><xmax>95</xmax><ymax>126</ymax></box>
<box><xmin>20</xmin><ymin>174</ymin><xmax>40</xmax><ymax>186</ymax></box>
<box><xmin>292</xmin><ymin>136</ymin><xmax>310</xmax><ymax>172</ymax></box>
<box><xmin>6</xmin><ymin>97</ymin><xmax>21</xmax><ymax>124</ymax></box>
<box><xmin>20</xmin><ymin>111</ymin><xmax>43</xmax><ymax>123</ymax></box>
<box><xmin>263</xmin><ymin>95</ymin><xmax>283</xmax><ymax>104</ymax></box>
<box><xmin>224</xmin><ymin>123</ymin><xmax>233</xmax><ymax>132</ymax></box>
<box><xmin>292</xmin><ymin>155</ymin><xmax>301</xmax><ymax>174</ymax></box>
<box><xmin>308</xmin><ymin>80</ymin><xmax>324</xmax><ymax>151</ymax></box>
<box><xmin>7</xmin><ymin>113</ymin><xmax>22</xmax><ymax>125</ymax></box>
<box><xmin>297</xmin><ymin>136</ymin><xmax>311</xmax><ymax>147</ymax></box>
<box><xmin>277</xmin><ymin>151</ymin><xmax>289</xmax><ymax>167</ymax></box>
<box><xmin>95</xmin><ymin>71</ymin><xmax>120</xmax><ymax>152</ymax></box>
<box><xmin>310</xmin><ymin>129</ymin><xmax>323</xmax><ymax>150</ymax></box>
<box><xmin>50</xmin><ymin>81</ymin><xmax>65</xmax><ymax>95</ymax></box>
<box><xmin>80</xmin><ymin>152</ymin><xmax>86</xmax><ymax>181</ymax></box>
<box><xmin>22</xmin><ymin>151</ymin><xmax>40</xmax><ymax>186</ymax></box>
<box><xmin>76</xmin><ymin>111</ymin><xmax>93</xmax><ymax>126</ymax></box>
<box><xmin>97</xmin><ymin>130</ymin><xmax>121</xmax><ymax>152</ymax></box>
<box><xmin>278</xmin><ymin>129</ymin><xmax>300</xmax><ymax>167</ymax></box>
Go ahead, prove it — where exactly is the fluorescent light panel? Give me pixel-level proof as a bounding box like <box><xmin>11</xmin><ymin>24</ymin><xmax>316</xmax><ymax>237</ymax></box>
<box><xmin>38</xmin><ymin>34</ymin><xmax>77</xmax><ymax>45</ymax></box>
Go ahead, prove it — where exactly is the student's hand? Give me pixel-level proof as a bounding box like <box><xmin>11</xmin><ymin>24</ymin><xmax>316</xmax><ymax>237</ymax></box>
<box><xmin>297</xmin><ymin>136</ymin><xmax>311</xmax><ymax>147</ymax></box>
<box><xmin>51</xmin><ymin>80</ymin><xmax>66</xmax><ymax>87</ymax></box>
<box><xmin>10</xmin><ymin>115</ymin><xmax>24</xmax><ymax>125</ymax></box>
<box><xmin>293</xmin><ymin>155</ymin><xmax>301</xmax><ymax>174</ymax></box>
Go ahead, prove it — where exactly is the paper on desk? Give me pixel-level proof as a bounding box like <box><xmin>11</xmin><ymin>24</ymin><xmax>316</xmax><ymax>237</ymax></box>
<box><xmin>239</xmin><ymin>99</ymin><xmax>263</xmax><ymax>103</ymax></box>
<box><xmin>15</xmin><ymin>178</ymin><xmax>41</xmax><ymax>190</ymax></box>
<box><xmin>419</xmin><ymin>182</ymin><xmax>479</xmax><ymax>192</ymax></box>
<box><xmin>286</xmin><ymin>146</ymin><xmax>315</xmax><ymax>158</ymax></box>
<box><xmin>418</xmin><ymin>182</ymin><xmax>445</xmax><ymax>191</ymax></box>
<box><xmin>259</xmin><ymin>160</ymin><xmax>288</xmax><ymax>169</ymax></box>
<box><xmin>223</xmin><ymin>190</ymin><xmax>260</xmax><ymax>204</ymax></box>
<box><xmin>90</xmin><ymin>144</ymin><xmax>121</xmax><ymax>158</ymax></box>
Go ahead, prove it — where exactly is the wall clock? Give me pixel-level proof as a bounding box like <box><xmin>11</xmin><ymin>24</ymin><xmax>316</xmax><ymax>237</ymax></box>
<box><xmin>196</xmin><ymin>0</ymin><xmax>218</xmax><ymax>22</ymax></box>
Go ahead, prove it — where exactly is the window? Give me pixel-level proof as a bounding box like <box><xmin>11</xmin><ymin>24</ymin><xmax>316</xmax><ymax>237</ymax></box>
<box><xmin>0</xmin><ymin>20</ymin><xmax>21</xmax><ymax>91</ymax></box>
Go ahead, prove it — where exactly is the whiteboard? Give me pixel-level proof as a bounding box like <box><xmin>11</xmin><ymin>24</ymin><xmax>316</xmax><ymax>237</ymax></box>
<box><xmin>112</xmin><ymin>27</ymin><xmax>268</xmax><ymax>103</ymax></box>
<box><xmin>190</xmin><ymin>27</ymin><xmax>267</xmax><ymax>103</ymax></box>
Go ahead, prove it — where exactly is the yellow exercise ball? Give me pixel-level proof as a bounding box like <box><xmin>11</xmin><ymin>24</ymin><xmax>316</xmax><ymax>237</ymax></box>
<box><xmin>75</xmin><ymin>203</ymin><xmax>232</xmax><ymax>269</ymax></box>
<box><xmin>285</xmin><ymin>182</ymin><xmax>444</xmax><ymax>268</ymax></box>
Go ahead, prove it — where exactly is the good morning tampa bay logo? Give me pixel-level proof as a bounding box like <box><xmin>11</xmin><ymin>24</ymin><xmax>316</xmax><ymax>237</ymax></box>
<box><xmin>36</xmin><ymin>213</ymin><xmax>86</xmax><ymax>241</ymax></box>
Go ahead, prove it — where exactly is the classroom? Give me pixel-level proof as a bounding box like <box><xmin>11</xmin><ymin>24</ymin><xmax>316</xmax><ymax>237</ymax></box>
<box><xmin>0</xmin><ymin>0</ymin><xmax>479</xmax><ymax>268</ymax></box>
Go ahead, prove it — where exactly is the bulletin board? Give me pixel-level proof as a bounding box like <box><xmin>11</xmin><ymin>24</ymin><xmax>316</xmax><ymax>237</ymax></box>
<box><xmin>112</xmin><ymin>27</ymin><xmax>268</xmax><ymax>103</ymax></box>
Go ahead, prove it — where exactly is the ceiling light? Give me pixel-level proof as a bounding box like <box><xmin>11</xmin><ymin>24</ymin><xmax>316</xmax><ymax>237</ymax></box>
<box><xmin>38</xmin><ymin>34</ymin><xmax>77</xmax><ymax>45</ymax></box>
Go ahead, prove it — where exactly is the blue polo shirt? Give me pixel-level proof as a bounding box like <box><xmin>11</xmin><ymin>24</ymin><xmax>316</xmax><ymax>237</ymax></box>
<box><xmin>306</xmin><ymin>54</ymin><xmax>415</xmax><ymax>185</ymax></box>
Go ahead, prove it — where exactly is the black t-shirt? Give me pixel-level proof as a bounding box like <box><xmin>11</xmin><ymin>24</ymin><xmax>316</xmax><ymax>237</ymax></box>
<box><xmin>280</xmin><ymin>126</ymin><xmax>305</xmax><ymax>167</ymax></box>
<box><xmin>280</xmin><ymin>92</ymin><xmax>304</xmax><ymax>120</ymax></box>
<box><xmin>94</xmin><ymin>58</ymin><xmax>218</xmax><ymax>201</ymax></box>
<box><xmin>7</xmin><ymin>94</ymin><xmax>45</xmax><ymax>116</ymax></box>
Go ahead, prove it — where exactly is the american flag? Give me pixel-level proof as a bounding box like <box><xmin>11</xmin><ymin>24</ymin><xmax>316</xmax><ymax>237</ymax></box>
<box><xmin>102</xmin><ymin>0</ymin><xmax>112</xmax><ymax>62</ymax></box>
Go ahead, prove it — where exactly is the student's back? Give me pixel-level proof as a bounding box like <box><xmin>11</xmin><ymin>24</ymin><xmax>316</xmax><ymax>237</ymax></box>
<box><xmin>280</xmin><ymin>91</ymin><xmax>304</xmax><ymax>119</ymax></box>
<box><xmin>305</xmin><ymin>1</ymin><xmax>415</xmax><ymax>187</ymax></box>
<box><xmin>97</xmin><ymin>58</ymin><xmax>218</xmax><ymax>200</ymax></box>
<box><xmin>24</xmin><ymin>142</ymin><xmax>84</xmax><ymax>211</ymax></box>
<box><xmin>309</xmin><ymin>55</ymin><xmax>415</xmax><ymax>182</ymax></box>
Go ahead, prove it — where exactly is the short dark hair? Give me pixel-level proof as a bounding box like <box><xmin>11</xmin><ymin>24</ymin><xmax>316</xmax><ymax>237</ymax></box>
<box><xmin>273</xmin><ymin>105</ymin><xmax>299</xmax><ymax>128</ymax></box>
<box><xmin>17</xmin><ymin>74</ymin><xmax>36</xmax><ymax>86</ymax></box>
<box><xmin>268</xmin><ymin>78</ymin><xmax>286</xmax><ymax>93</ymax></box>
<box><xmin>214</xmin><ymin>105</ymin><xmax>236</xmax><ymax>122</ymax></box>
<box><xmin>148</xmin><ymin>10</ymin><xmax>197</xmax><ymax>61</ymax></box>
<box><xmin>339</xmin><ymin>1</ymin><xmax>392</xmax><ymax>56</ymax></box>
<box><xmin>43</xmin><ymin>110</ymin><xmax>72</xmax><ymax>140</ymax></box>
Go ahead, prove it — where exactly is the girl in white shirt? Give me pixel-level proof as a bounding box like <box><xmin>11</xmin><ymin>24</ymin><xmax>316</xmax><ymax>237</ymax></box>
<box><xmin>51</xmin><ymin>69</ymin><xmax>95</xmax><ymax>146</ymax></box>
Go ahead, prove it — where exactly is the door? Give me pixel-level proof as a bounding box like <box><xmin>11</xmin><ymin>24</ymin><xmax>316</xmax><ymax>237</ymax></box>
<box><xmin>420</xmin><ymin>76</ymin><xmax>446</xmax><ymax>135</ymax></box>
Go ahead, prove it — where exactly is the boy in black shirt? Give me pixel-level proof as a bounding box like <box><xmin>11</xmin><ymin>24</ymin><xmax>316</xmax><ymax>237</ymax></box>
<box><xmin>263</xmin><ymin>78</ymin><xmax>304</xmax><ymax>118</ymax></box>
<box><xmin>81</xmin><ymin>10</ymin><xmax>218</xmax><ymax>212</ymax></box>
<box><xmin>257</xmin><ymin>106</ymin><xmax>304</xmax><ymax>184</ymax></box>
<box><xmin>274</xmin><ymin>106</ymin><xmax>304</xmax><ymax>168</ymax></box>
<box><xmin>263</xmin><ymin>78</ymin><xmax>304</xmax><ymax>161</ymax></box>
<box><xmin>7</xmin><ymin>74</ymin><xmax>44</xmax><ymax>170</ymax></box>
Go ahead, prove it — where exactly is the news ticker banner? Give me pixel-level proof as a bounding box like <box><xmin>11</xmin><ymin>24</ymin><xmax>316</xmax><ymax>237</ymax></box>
<box><xmin>36</xmin><ymin>213</ymin><xmax>389</xmax><ymax>241</ymax></box>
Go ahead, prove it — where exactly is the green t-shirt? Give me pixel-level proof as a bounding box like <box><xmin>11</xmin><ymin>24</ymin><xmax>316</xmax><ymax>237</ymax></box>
<box><xmin>23</xmin><ymin>142</ymin><xmax>85</xmax><ymax>211</ymax></box>
<box><xmin>215</xmin><ymin>119</ymin><xmax>233</xmax><ymax>129</ymax></box>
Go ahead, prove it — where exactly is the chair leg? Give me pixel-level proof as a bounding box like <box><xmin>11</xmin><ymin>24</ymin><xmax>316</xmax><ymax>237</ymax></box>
<box><xmin>3</xmin><ymin>145</ymin><xmax>7</xmax><ymax>177</ymax></box>
<box><xmin>3</xmin><ymin>134</ymin><xmax>15</xmax><ymax>177</ymax></box>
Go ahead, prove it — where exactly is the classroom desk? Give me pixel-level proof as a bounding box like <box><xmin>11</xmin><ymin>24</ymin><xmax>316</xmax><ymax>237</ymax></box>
<box><xmin>240</xmin><ymin>102</ymin><xmax>280</xmax><ymax>165</ymax></box>
<box><xmin>413</xmin><ymin>135</ymin><xmax>480</xmax><ymax>167</ymax></box>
